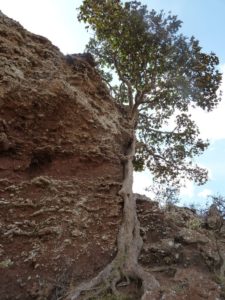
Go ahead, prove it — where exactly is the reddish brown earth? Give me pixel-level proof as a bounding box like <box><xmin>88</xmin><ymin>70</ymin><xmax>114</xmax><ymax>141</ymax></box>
<box><xmin>0</xmin><ymin>11</ymin><xmax>225</xmax><ymax>300</ymax></box>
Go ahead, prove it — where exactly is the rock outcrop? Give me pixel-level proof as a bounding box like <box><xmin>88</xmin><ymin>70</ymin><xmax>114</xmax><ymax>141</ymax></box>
<box><xmin>0</xmin><ymin>11</ymin><xmax>225</xmax><ymax>300</ymax></box>
<box><xmin>0</xmin><ymin>11</ymin><xmax>130</xmax><ymax>300</ymax></box>
<box><xmin>137</xmin><ymin>198</ymin><xmax>225</xmax><ymax>299</ymax></box>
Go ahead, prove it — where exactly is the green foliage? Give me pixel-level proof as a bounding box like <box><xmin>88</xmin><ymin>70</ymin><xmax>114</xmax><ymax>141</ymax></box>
<box><xmin>132</xmin><ymin>156</ymin><xmax>145</xmax><ymax>171</ymax></box>
<box><xmin>78</xmin><ymin>0</ymin><xmax>222</xmax><ymax>186</ymax></box>
<box><xmin>214</xmin><ymin>274</ymin><xmax>225</xmax><ymax>298</ymax></box>
<box><xmin>187</xmin><ymin>217</ymin><xmax>203</xmax><ymax>230</ymax></box>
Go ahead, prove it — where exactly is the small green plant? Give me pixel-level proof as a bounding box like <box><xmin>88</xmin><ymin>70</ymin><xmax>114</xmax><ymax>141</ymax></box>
<box><xmin>214</xmin><ymin>274</ymin><xmax>225</xmax><ymax>285</ymax></box>
<box><xmin>173</xmin><ymin>282</ymin><xmax>187</xmax><ymax>293</ymax></box>
<box><xmin>187</xmin><ymin>217</ymin><xmax>203</xmax><ymax>230</ymax></box>
<box><xmin>213</xmin><ymin>274</ymin><xmax>225</xmax><ymax>298</ymax></box>
<box><xmin>0</xmin><ymin>258</ymin><xmax>14</xmax><ymax>268</ymax></box>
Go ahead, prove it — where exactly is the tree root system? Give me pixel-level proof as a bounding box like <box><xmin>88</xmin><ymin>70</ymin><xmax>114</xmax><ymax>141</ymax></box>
<box><xmin>66</xmin><ymin>136</ymin><xmax>159</xmax><ymax>299</ymax></box>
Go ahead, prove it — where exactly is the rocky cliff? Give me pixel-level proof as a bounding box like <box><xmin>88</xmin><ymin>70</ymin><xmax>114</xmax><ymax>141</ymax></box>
<box><xmin>0</xmin><ymin>11</ymin><xmax>130</xmax><ymax>299</ymax></box>
<box><xmin>0</xmin><ymin>11</ymin><xmax>225</xmax><ymax>300</ymax></box>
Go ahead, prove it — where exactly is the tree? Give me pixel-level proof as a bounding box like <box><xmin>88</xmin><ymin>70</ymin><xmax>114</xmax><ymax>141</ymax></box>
<box><xmin>208</xmin><ymin>194</ymin><xmax>225</xmax><ymax>219</ymax></box>
<box><xmin>67</xmin><ymin>1</ymin><xmax>222</xmax><ymax>299</ymax></box>
<box><xmin>149</xmin><ymin>183</ymin><xmax>180</xmax><ymax>207</ymax></box>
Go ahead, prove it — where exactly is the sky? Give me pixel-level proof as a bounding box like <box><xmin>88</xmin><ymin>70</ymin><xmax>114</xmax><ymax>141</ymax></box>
<box><xmin>1</xmin><ymin>0</ymin><xmax>225</xmax><ymax>208</ymax></box>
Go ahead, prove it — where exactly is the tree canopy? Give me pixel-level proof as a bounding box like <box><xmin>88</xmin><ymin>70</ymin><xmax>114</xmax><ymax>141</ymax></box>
<box><xmin>78</xmin><ymin>0</ymin><xmax>222</xmax><ymax>188</ymax></box>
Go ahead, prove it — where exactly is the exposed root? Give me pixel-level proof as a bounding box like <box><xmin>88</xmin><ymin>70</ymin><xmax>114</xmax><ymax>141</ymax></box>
<box><xmin>67</xmin><ymin>264</ymin><xmax>112</xmax><ymax>300</ymax></box>
<box><xmin>66</xmin><ymin>134</ymin><xmax>159</xmax><ymax>299</ymax></box>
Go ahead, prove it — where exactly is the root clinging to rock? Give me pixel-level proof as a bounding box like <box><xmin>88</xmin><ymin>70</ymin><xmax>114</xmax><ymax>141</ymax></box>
<box><xmin>66</xmin><ymin>134</ymin><xmax>159</xmax><ymax>300</ymax></box>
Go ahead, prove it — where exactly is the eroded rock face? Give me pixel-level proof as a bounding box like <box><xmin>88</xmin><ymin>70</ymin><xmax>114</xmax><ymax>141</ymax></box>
<box><xmin>137</xmin><ymin>198</ymin><xmax>225</xmax><ymax>300</ymax></box>
<box><xmin>0</xmin><ymin>11</ymin><xmax>130</xmax><ymax>299</ymax></box>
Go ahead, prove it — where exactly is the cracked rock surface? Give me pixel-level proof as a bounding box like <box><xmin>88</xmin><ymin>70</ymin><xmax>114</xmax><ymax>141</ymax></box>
<box><xmin>0</xmin><ymin>11</ymin><xmax>130</xmax><ymax>300</ymax></box>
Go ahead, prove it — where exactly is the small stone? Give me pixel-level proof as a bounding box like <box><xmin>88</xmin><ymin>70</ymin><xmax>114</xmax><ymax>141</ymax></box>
<box><xmin>71</xmin><ymin>229</ymin><xmax>83</xmax><ymax>237</ymax></box>
<box><xmin>64</xmin><ymin>239</ymin><xmax>72</xmax><ymax>244</ymax></box>
<box><xmin>101</xmin><ymin>235</ymin><xmax>108</xmax><ymax>241</ymax></box>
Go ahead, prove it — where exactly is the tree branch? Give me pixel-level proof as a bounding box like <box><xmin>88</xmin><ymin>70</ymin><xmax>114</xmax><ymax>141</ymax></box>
<box><xmin>113</xmin><ymin>56</ymin><xmax>133</xmax><ymax>109</ymax></box>
<box><xmin>103</xmin><ymin>78</ymin><xmax>119</xmax><ymax>97</ymax></box>
<box><xmin>131</xmin><ymin>72</ymin><xmax>158</xmax><ymax>119</ymax></box>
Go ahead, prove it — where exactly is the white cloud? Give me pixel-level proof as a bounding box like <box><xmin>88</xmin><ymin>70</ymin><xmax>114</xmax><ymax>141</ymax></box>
<box><xmin>180</xmin><ymin>181</ymin><xmax>195</xmax><ymax>198</ymax></box>
<box><xmin>191</xmin><ymin>64</ymin><xmax>225</xmax><ymax>141</ymax></box>
<box><xmin>197</xmin><ymin>188</ymin><xmax>213</xmax><ymax>198</ymax></box>
<box><xmin>0</xmin><ymin>0</ymin><xmax>89</xmax><ymax>54</ymax></box>
<box><xmin>133</xmin><ymin>170</ymin><xmax>153</xmax><ymax>197</ymax></box>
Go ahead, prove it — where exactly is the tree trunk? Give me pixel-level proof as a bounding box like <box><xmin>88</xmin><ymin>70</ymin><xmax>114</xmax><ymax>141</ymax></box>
<box><xmin>66</xmin><ymin>132</ymin><xmax>159</xmax><ymax>300</ymax></box>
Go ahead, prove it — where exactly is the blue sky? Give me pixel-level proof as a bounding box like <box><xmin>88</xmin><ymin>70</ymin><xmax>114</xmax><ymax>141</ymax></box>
<box><xmin>146</xmin><ymin>0</ymin><xmax>225</xmax><ymax>64</ymax></box>
<box><xmin>1</xmin><ymin>0</ymin><xmax>225</xmax><ymax>208</ymax></box>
